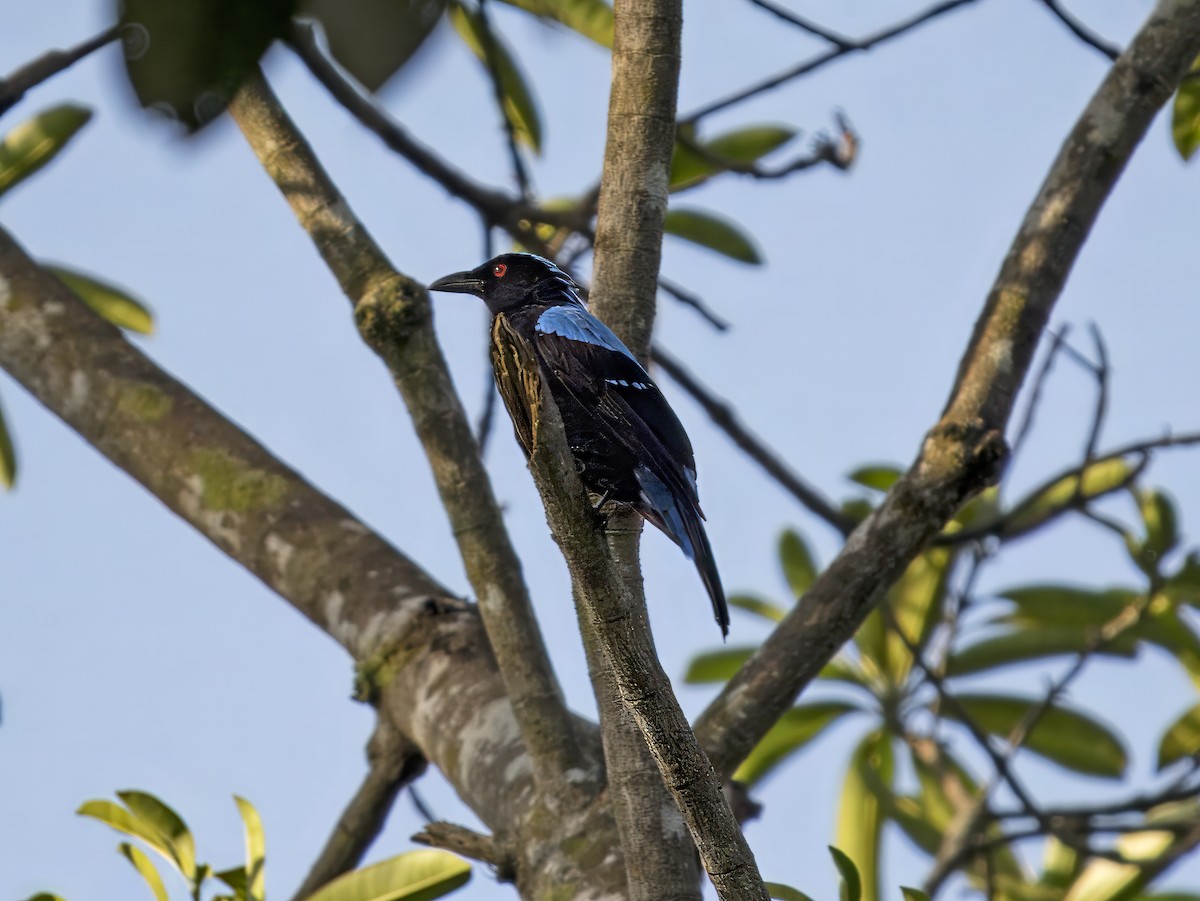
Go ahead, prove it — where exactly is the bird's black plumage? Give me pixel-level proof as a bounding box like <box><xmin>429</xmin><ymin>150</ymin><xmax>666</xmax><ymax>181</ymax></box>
<box><xmin>429</xmin><ymin>252</ymin><xmax>729</xmax><ymax>636</ymax></box>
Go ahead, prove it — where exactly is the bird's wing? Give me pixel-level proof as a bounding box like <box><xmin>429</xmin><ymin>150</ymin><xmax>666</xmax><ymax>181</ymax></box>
<box><xmin>491</xmin><ymin>312</ymin><xmax>542</xmax><ymax>459</ymax></box>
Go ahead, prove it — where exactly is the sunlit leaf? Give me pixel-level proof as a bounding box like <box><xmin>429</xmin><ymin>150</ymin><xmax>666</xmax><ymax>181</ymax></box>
<box><xmin>779</xmin><ymin>528</ymin><xmax>817</xmax><ymax>598</ymax></box>
<box><xmin>118</xmin><ymin>0</ymin><xmax>295</xmax><ymax>131</ymax></box>
<box><xmin>766</xmin><ymin>883</ymin><xmax>816</xmax><ymax>901</ymax></box>
<box><xmin>0</xmin><ymin>395</ymin><xmax>15</xmax><ymax>490</ymax></box>
<box><xmin>1003</xmin><ymin>458</ymin><xmax>1134</xmax><ymax>536</ymax></box>
<box><xmin>117</xmin><ymin>791</ymin><xmax>195</xmax><ymax>879</ymax></box>
<box><xmin>1139</xmin><ymin>489</ymin><xmax>1179</xmax><ymax>560</ymax></box>
<box><xmin>820</xmin><ymin>656</ymin><xmax>870</xmax><ymax>687</ymax></box>
<box><xmin>0</xmin><ymin>104</ymin><xmax>92</xmax><ymax>198</ymax></box>
<box><xmin>234</xmin><ymin>796</ymin><xmax>265</xmax><ymax>901</ymax></box>
<box><xmin>1172</xmin><ymin>55</ymin><xmax>1200</xmax><ymax>161</ymax></box>
<box><xmin>834</xmin><ymin>732</ymin><xmax>890</xmax><ymax>901</ymax></box>
<box><xmin>847</xmin><ymin>465</ymin><xmax>902</xmax><ymax>493</ymax></box>
<box><xmin>684</xmin><ymin>646</ymin><xmax>754</xmax><ymax>683</ymax></box>
<box><xmin>947</xmin><ymin>626</ymin><xmax>1137</xmax><ymax>676</ymax></box>
<box><xmin>734</xmin><ymin>702</ymin><xmax>860</xmax><ymax>786</ymax></box>
<box><xmin>44</xmin><ymin>265</ymin><xmax>155</xmax><ymax>335</ymax></box>
<box><xmin>885</xmin><ymin>548</ymin><xmax>952</xmax><ymax>684</ymax></box>
<box><xmin>1157</xmin><ymin>702</ymin><xmax>1200</xmax><ymax>771</ymax></box>
<box><xmin>1063</xmin><ymin>824</ymin><xmax>1175</xmax><ymax>901</ymax></box>
<box><xmin>497</xmin><ymin>0</ymin><xmax>613</xmax><ymax>47</ymax></box>
<box><xmin>1166</xmin><ymin>551</ymin><xmax>1200</xmax><ymax>609</ymax></box>
<box><xmin>729</xmin><ymin>593</ymin><xmax>787</xmax><ymax>622</ymax></box>
<box><xmin>304</xmin><ymin>849</ymin><xmax>471</xmax><ymax>901</ymax></box>
<box><xmin>664</xmin><ymin>208</ymin><xmax>761</xmax><ymax>264</ymax></box>
<box><xmin>1039</xmin><ymin>835</ymin><xmax>1081</xmax><ymax>890</ymax></box>
<box><xmin>77</xmin><ymin>800</ymin><xmax>177</xmax><ymax>867</ymax></box>
<box><xmin>669</xmin><ymin>124</ymin><xmax>796</xmax><ymax>191</ymax></box>
<box><xmin>119</xmin><ymin>843</ymin><xmax>169</xmax><ymax>901</ymax></box>
<box><xmin>449</xmin><ymin>2</ymin><xmax>543</xmax><ymax>153</ymax></box>
<box><xmin>945</xmin><ymin>693</ymin><xmax>1127</xmax><ymax>778</ymax></box>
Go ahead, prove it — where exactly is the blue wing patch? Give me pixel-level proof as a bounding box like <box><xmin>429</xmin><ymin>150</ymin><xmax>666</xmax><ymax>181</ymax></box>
<box><xmin>536</xmin><ymin>305</ymin><xmax>644</xmax><ymax>368</ymax></box>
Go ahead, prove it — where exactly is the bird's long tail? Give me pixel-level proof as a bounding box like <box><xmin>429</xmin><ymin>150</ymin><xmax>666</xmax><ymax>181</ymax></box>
<box><xmin>635</xmin><ymin>465</ymin><xmax>729</xmax><ymax>637</ymax></box>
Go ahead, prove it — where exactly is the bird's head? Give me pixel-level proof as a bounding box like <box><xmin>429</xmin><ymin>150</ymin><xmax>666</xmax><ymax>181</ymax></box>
<box><xmin>428</xmin><ymin>252</ymin><xmax>579</xmax><ymax>315</ymax></box>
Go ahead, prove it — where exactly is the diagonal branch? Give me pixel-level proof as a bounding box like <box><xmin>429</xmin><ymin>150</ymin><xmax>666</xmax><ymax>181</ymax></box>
<box><xmin>0</xmin><ymin>24</ymin><xmax>121</xmax><ymax>116</ymax></box>
<box><xmin>1037</xmin><ymin>0</ymin><xmax>1121</xmax><ymax>61</ymax></box>
<box><xmin>694</xmin><ymin>0</ymin><xmax>1200</xmax><ymax>781</ymax></box>
<box><xmin>228</xmin><ymin>69</ymin><xmax>584</xmax><ymax>792</ymax></box>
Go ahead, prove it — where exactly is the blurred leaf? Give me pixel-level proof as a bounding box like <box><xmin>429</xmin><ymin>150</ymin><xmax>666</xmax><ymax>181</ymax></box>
<box><xmin>901</xmin><ymin>890</ymin><xmax>930</xmax><ymax>901</ymax></box>
<box><xmin>304</xmin><ymin>849</ymin><xmax>471</xmax><ymax>901</ymax></box>
<box><xmin>1039</xmin><ymin>835</ymin><xmax>1082</xmax><ymax>890</ymax></box>
<box><xmin>215</xmin><ymin>866</ymin><xmax>249</xmax><ymax>895</ymax></box>
<box><xmin>1166</xmin><ymin>551</ymin><xmax>1200</xmax><ymax>609</ymax></box>
<box><xmin>1172</xmin><ymin>55</ymin><xmax>1200</xmax><ymax>161</ymax></box>
<box><xmin>117</xmin><ymin>791</ymin><xmax>195</xmax><ymax>879</ymax></box>
<box><xmin>951</xmin><ymin>485</ymin><xmax>1000</xmax><ymax>530</ymax></box>
<box><xmin>829</xmin><ymin>845</ymin><xmax>864</xmax><ymax>901</ymax></box>
<box><xmin>449</xmin><ymin>2</ymin><xmax>543</xmax><ymax>153</ymax></box>
<box><xmin>0</xmin><ymin>395</ymin><xmax>15</xmax><ymax>490</ymax></box>
<box><xmin>767</xmin><ymin>884</ymin><xmax>815</xmax><ymax>901</ymax></box>
<box><xmin>25</xmin><ymin>895</ymin><xmax>70</xmax><ymax>901</ymax></box>
<box><xmin>669</xmin><ymin>124</ymin><xmax>796</xmax><ymax>191</ymax></box>
<box><xmin>44</xmin><ymin>265</ymin><xmax>155</xmax><ymax>335</ymax></box>
<box><xmin>77</xmin><ymin>800</ymin><xmax>177</xmax><ymax>867</ymax></box>
<box><xmin>847</xmin><ymin>465</ymin><xmax>902</xmax><ymax>493</ymax></box>
<box><xmin>119</xmin><ymin>843</ymin><xmax>169</xmax><ymax>901</ymax></box>
<box><xmin>118</xmin><ymin>0</ymin><xmax>295</xmax><ymax>130</ymax></box>
<box><xmin>834</xmin><ymin>732</ymin><xmax>890</xmax><ymax>901</ymax></box>
<box><xmin>947</xmin><ymin>626</ymin><xmax>1137</xmax><ymax>677</ymax></box>
<box><xmin>497</xmin><ymin>0</ymin><xmax>613</xmax><ymax>47</ymax></box>
<box><xmin>779</xmin><ymin>528</ymin><xmax>817</xmax><ymax>597</ymax></box>
<box><xmin>684</xmin><ymin>646</ymin><xmax>754</xmax><ymax>683</ymax></box>
<box><xmin>885</xmin><ymin>548</ymin><xmax>953</xmax><ymax>684</ymax></box>
<box><xmin>945</xmin><ymin>693</ymin><xmax>1127</xmax><ymax>778</ymax></box>
<box><xmin>1063</xmin><ymin>824</ymin><xmax>1175</xmax><ymax>901</ymax></box>
<box><xmin>854</xmin><ymin>608</ymin><xmax>890</xmax><ymax>684</ymax></box>
<box><xmin>820</xmin><ymin>656</ymin><xmax>870</xmax><ymax>688</ymax></box>
<box><xmin>234</xmin><ymin>796</ymin><xmax>265</xmax><ymax>901</ymax></box>
<box><xmin>1004</xmin><ymin>458</ymin><xmax>1134</xmax><ymax>536</ymax></box>
<box><xmin>841</xmin><ymin>498</ymin><xmax>875</xmax><ymax>525</ymax></box>
<box><xmin>1156</xmin><ymin>702</ymin><xmax>1200</xmax><ymax>770</ymax></box>
<box><xmin>734</xmin><ymin>702</ymin><xmax>859</xmax><ymax>786</ymax></box>
<box><xmin>663</xmin><ymin>208</ymin><xmax>761</xmax><ymax>264</ymax></box>
<box><xmin>1139</xmin><ymin>489</ymin><xmax>1179</xmax><ymax>560</ymax></box>
<box><xmin>298</xmin><ymin>0</ymin><xmax>445</xmax><ymax>91</ymax></box>
<box><xmin>729</xmin><ymin>593</ymin><xmax>787</xmax><ymax>622</ymax></box>
<box><xmin>0</xmin><ymin>104</ymin><xmax>92</xmax><ymax>198</ymax></box>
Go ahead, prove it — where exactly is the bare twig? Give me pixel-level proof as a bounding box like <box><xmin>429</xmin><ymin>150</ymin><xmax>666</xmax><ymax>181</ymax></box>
<box><xmin>651</xmin><ymin>345</ymin><xmax>856</xmax><ymax>537</ymax></box>
<box><xmin>1007</xmin><ymin>325</ymin><xmax>1070</xmax><ymax>475</ymax></box>
<box><xmin>657</xmin><ymin>278</ymin><xmax>731</xmax><ymax>331</ymax></box>
<box><xmin>743</xmin><ymin>0</ymin><xmax>852</xmax><ymax>48</ymax></box>
<box><xmin>1037</xmin><ymin>0</ymin><xmax>1121</xmax><ymax>61</ymax></box>
<box><xmin>0</xmin><ymin>24</ymin><xmax>121</xmax><ymax>116</ymax></box>
<box><xmin>412</xmin><ymin>822</ymin><xmax>514</xmax><ymax>878</ymax></box>
<box><xmin>675</xmin><ymin>113</ymin><xmax>858</xmax><ymax>179</ymax></box>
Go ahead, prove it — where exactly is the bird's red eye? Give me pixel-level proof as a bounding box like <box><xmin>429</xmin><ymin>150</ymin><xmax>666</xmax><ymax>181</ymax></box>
<box><xmin>493</xmin><ymin>263</ymin><xmax>508</xmax><ymax>278</ymax></box>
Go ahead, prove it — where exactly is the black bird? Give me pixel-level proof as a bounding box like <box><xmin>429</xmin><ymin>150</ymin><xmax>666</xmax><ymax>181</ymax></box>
<box><xmin>429</xmin><ymin>252</ymin><xmax>729</xmax><ymax>636</ymax></box>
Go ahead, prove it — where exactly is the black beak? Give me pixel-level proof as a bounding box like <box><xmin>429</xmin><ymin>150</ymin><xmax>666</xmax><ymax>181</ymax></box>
<box><xmin>428</xmin><ymin>271</ymin><xmax>485</xmax><ymax>295</ymax></box>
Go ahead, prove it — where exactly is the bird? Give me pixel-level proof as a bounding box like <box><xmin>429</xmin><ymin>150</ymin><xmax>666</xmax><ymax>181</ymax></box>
<box><xmin>429</xmin><ymin>252</ymin><xmax>729</xmax><ymax>636</ymax></box>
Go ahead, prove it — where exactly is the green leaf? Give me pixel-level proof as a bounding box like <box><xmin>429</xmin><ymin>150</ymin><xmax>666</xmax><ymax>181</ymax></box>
<box><xmin>297</xmin><ymin>0</ymin><xmax>445</xmax><ymax>91</ymax></box>
<box><xmin>118</xmin><ymin>0</ymin><xmax>295</xmax><ymax>131</ymax></box>
<box><xmin>1166</xmin><ymin>551</ymin><xmax>1200</xmax><ymax>609</ymax></box>
<box><xmin>819</xmin><ymin>656</ymin><xmax>870</xmax><ymax>687</ymax></box>
<box><xmin>663</xmin><ymin>208</ymin><xmax>761</xmax><ymax>264</ymax></box>
<box><xmin>0</xmin><ymin>104</ymin><xmax>92</xmax><ymax>198</ymax></box>
<box><xmin>767</xmin><ymin>882</ymin><xmax>816</xmax><ymax>901</ymax></box>
<box><xmin>1062</xmin><ymin>824</ymin><xmax>1176</xmax><ymax>901</ymax></box>
<box><xmin>497</xmin><ymin>0</ymin><xmax>613</xmax><ymax>47</ymax></box>
<box><xmin>215</xmin><ymin>866</ymin><xmax>249</xmax><ymax>896</ymax></box>
<box><xmin>847</xmin><ymin>465</ymin><xmax>902</xmax><ymax>493</ymax></box>
<box><xmin>669</xmin><ymin>124</ymin><xmax>796</xmax><ymax>191</ymax></box>
<box><xmin>44</xmin><ymin>265</ymin><xmax>155</xmax><ymax>335</ymax></box>
<box><xmin>829</xmin><ymin>846</ymin><xmax>864</xmax><ymax>901</ymax></box>
<box><xmin>119</xmin><ymin>843</ymin><xmax>169</xmax><ymax>901</ymax></box>
<box><xmin>947</xmin><ymin>626</ymin><xmax>1137</xmax><ymax>676</ymax></box>
<box><xmin>1139</xmin><ymin>489</ymin><xmax>1179</xmax><ymax>560</ymax></box>
<box><xmin>0</xmin><ymin>394</ymin><xmax>16</xmax><ymax>490</ymax></box>
<box><xmin>779</xmin><ymin>528</ymin><xmax>817</xmax><ymax>598</ymax></box>
<box><xmin>304</xmin><ymin>849</ymin><xmax>471</xmax><ymax>901</ymax></box>
<box><xmin>885</xmin><ymin>548</ymin><xmax>953</xmax><ymax>684</ymax></box>
<box><xmin>234</xmin><ymin>796</ymin><xmax>265</xmax><ymax>901</ymax></box>
<box><xmin>1157</xmin><ymin>702</ymin><xmax>1200</xmax><ymax>770</ymax></box>
<box><xmin>449</xmin><ymin>2</ymin><xmax>543</xmax><ymax>153</ymax></box>
<box><xmin>841</xmin><ymin>498</ymin><xmax>874</xmax><ymax>525</ymax></box>
<box><xmin>734</xmin><ymin>702</ymin><xmax>859</xmax><ymax>786</ymax></box>
<box><xmin>728</xmin><ymin>593</ymin><xmax>787</xmax><ymax>622</ymax></box>
<box><xmin>1172</xmin><ymin>55</ymin><xmax>1200</xmax><ymax>161</ymax></box>
<box><xmin>683</xmin><ymin>646</ymin><xmax>754</xmax><ymax>683</ymax></box>
<box><xmin>945</xmin><ymin>693</ymin><xmax>1127</xmax><ymax>778</ymax></box>
<box><xmin>25</xmin><ymin>895</ymin><xmax>70</xmax><ymax>901</ymax></box>
<box><xmin>901</xmin><ymin>890</ymin><xmax>931</xmax><ymax>901</ymax></box>
<box><xmin>834</xmin><ymin>731</ymin><xmax>891</xmax><ymax>901</ymax></box>
<box><xmin>1003</xmin><ymin>458</ymin><xmax>1135</xmax><ymax>536</ymax></box>
<box><xmin>997</xmin><ymin>584</ymin><xmax>1136</xmax><ymax>629</ymax></box>
<box><xmin>78</xmin><ymin>800</ymin><xmax>179</xmax><ymax>867</ymax></box>
<box><xmin>1040</xmin><ymin>835</ymin><xmax>1082</xmax><ymax>890</ymax></box>
<box><xmin>117</xmin><ymin>791</ymin><xmax>195</xmax><ymax>880</ymax></box>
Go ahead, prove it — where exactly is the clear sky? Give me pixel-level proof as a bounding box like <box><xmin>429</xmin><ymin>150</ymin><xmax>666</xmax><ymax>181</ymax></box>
<box><xmin>3</xmin><ymin>1</ymin><xmax>1198</xmax><ymax>899</ymax></box>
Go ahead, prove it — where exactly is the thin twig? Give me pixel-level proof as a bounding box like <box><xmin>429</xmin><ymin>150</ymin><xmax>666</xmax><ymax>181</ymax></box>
<box><xmin>651</xmin><ymin>344</ymin><xmax>856</xmax><ymax>537</ymax></box>
<box><xmin>1008</xmin><ymin>325</ymin><xmax>1070</xmax><ymax>479</ymax></box>
<box><xmin>476</xmin><ymin>0</ymin><xmax>533</xmax><ymax>199</ymax></box>
<box><xmin>412</xmin><ymin>822</ymin><xmax>514</xmax><ymax>878</ymax></box>
<box><xmin>657</xmin><ymin>278</ymin><xmax>731</xmax><ymax>331</ymax></box>
<box><xmin>675</xmin><ymin>114</ymin><xmax>858</xmax><ymax>179</ymax></box>
<box><xmin>0</xmin><ymin>24</ymin><xmax>121</xmax><ymax>117</ymax></box>
<box><xmin>1037</xmin><ymin>0</ymin><xmax>1121</xmax><ymax>61</ymax></box>
<box><xmin>743</xmin><ymin>0</ymin><xmax>852</xmax><ymax>47</ymax></box>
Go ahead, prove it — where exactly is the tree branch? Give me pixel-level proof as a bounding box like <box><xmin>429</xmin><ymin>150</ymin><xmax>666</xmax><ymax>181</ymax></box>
<box><xmin>1037</xmin><ymin>0</ymin><xmax>1121</xmax><ymax>61</ymax></box>
<box><xmin>694</xmin><ymin>0</ymin><xmax>1200</xmax><ymax>781</ymax></box>
<box><xmin>0</xmin><ymin>24</ymin><xmax>121</xmax><ymax>116</ymax></box>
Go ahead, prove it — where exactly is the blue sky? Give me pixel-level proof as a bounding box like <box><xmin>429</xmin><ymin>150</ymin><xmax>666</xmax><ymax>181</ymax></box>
<box><xmin>3</xmin><ymin>1</ymin><xmax>1198</xmax><ymax>899</ymax></box>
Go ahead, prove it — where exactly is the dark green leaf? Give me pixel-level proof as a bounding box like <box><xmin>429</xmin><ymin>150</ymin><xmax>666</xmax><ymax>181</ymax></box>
<box><xmin>1139</xmin><ymin>489</ymin><xmax>1179</xmax><ymax>560</ymax></box>
<box><xmin>766</xmin><ymin>883</ymin><xmax>815</xmax><ymax>901</ymax></box>
<box><xmin>298</xmin><ymin>0</ymin><xmax>445</xmax><ymax>91</ymax></box>
<box><xmin>449</xmin><ymin>2</ymin><xmax>543</xmax><ymax>153</ymax></box>
<box><xmin>669</xmin><ymin>124</ymin><xmax>796</xmax><ymax>191</ymax></box>
<box><xmin>119</xmin><ymin>843</ymin><xmax>169</xmax><ymax>901</ymax></box>
<box><xmin>1172</xmin><ymin>55</ymin><xmax>1200</xmax><ymax>161</ymax></box>
<box><xmin>663</xmin><ymin>208</ymin><xmax>761</xmax><ymax>264</ymax></box>
<box><xmin>728</xmin><ymin>594</ymin><xmax>787</xmax><ymax>622</ymax></box>
<box><xmin>497</xmin><ymin>0</ymin><xmax>613</xmax><ymax>47</ymax></box>
<box><xmin>997</xmin><ymin>584</ymin><xmax>1136</xmax><ymax>628</ymax></box>
<box><xmin>304</xmin><ymin>849</ymin><xmax>471</xmax><ymax>901</ymax></box>
<box><xmin>44</xmin><ymin>265</ymin><xmax>155</xmax><ymax>334</ymax></box>
<box><xmin>734</xmin><ymin>702</ymin><xmax>859</xmax><ymax>786</ymax></box>
<box><xmin>0</xmin><ymin>394</ymin><xmax>15</xmax><ymax>490</ymax></box>
<box><xmin>1003</xmin><ymin>458</ymin><xmax>1135</xmax><ymax>536</ymax></box>
<box><xmin>847</xmin><ymin>465</ymin><xmax>902</xmax><ymax>493</ymax></box>
<box><xmin>234</xmin><ymin>796</ymin><xmax>265</xmax><ymax>901</ymax></box>
<box><xmin>900</xmin><ymin>889</ymin><xmax>930</xmax><ymax>901</ymax></box>
<box><xmin>77</xmin><ymin>800</ymin><xmax>176</xmax><ymax>865</ymax></box>
<box><xmin>118</xmin><ymin>0</ymin><xmax>295</xmax><ymax>131</ymax></box>
<box><xmin>25</xmin><ymin>895</ymin><xmax>69</xmax><ymax>901</ymax></box>
<box><xmin>779</xmin><ymin>528</ymin><xmax>817</xmax><ymax>598</ymax></box>
<box><xmin>0</xmin><ymin>104</ymin><xmax>92</xmax><ymax>198</ymax></box>
<box><xmin>117</xmin><ymin>791</ymin><xmax>195</xmax><ymax>879</ymax></box>
<box><xmin>829</xmin><ymin>846</ymin><xmax>864</xmax><ymax>901</ymax></box>
<box><xmin>946</xmin><ymin>693</ymin><xmax>1127</xmax><ymax>778</ymax></box>
<box><xmin>683</xmin><ymin>646</ymin><xmax>754</xmax><ymax>684</ymax></box>
<box><xmin>215</xmin><ymin>866</ymin><xmax>248</xmax><ymax>894</ymax></box>
<box><xmin>947</xmin><ymin>626</ymin><xmax>1137</xmax><ymax>677</ymax></box>
<box><xmin>1166</xmin><ymin>551</ymin><xmax>1200</xmax><ymax>609</ymax></box>
<box><xmin>1157</xmin><ymin>702</ymin><xmax>1200</xmax><ymax>770</ymax></box>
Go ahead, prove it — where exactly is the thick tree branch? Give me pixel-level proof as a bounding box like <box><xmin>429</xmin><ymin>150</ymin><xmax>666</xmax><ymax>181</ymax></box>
<box><xmin>695</xmin><ymin>0</ymin><xmax>1200</xmax><ymax>780</ymax></box>
<box><xmin>228</xmin><ymin>69</ymin><xmax>585</xmax><ymax>793</ymax></box>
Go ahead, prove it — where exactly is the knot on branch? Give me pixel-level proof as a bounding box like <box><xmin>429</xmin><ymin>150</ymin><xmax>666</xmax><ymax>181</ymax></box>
<box><xmin>921</xmin><ymin>420</ymin><xmax>1008</xmax><ymax>498</ymax></box>
<box><xmin>354</xmin><ymin>275</ymin><xmax>431</xmax><ymax>355</ymax></box>
<box><xmin>413</xmin><ymin>821</ymin><xmax>515</xmax><ymax>881</ymax></box>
